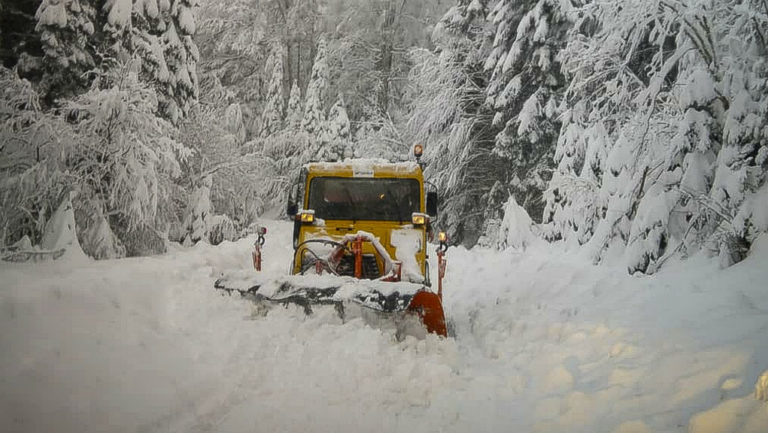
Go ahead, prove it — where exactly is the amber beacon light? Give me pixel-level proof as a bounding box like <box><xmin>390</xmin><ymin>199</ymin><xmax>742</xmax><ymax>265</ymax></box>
<box><xmin>413</xmin><ymin>143</ymin><xmax>424</xmax><ymax>158</ymax></box>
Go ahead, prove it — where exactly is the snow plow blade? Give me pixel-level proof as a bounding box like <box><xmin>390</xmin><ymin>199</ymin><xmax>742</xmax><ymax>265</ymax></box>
<box><xmin>214</xmin><ymin>271</ymin><xmax>446</xmax><ymax>337</ymax></box>
<box><xmin>406</xmin><ymin>291</ymin><xmax>447</xmax><ymax>336</ymax></box>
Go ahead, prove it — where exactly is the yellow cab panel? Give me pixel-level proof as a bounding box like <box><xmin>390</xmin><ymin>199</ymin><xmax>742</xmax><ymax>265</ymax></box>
<box><xmin>290</xmin><ymin>161</ymin><xmax>430</xmax><ymax>283</ymax></box>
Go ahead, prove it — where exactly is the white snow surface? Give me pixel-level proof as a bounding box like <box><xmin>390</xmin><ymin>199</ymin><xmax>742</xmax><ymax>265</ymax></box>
<box><xmin>2</xmin><ymin>221</ymin><xmax>768</xmax><ymax>433</ymax></box>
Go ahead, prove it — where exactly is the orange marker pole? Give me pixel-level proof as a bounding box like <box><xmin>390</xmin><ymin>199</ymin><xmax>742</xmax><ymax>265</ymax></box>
<box><xmin>353</xmin><ymin>236</ymin><xmax>363</xmax><ymax>279</ymax></box>
<box><xmin>436</xmin><ymin>235</ymin><xmax>448</xmax><ymax>301</ymax></box>
<box><xmin>253</xmin><ymin>228</ymin><xmax>266</xmax><ymax>271</ymax></box>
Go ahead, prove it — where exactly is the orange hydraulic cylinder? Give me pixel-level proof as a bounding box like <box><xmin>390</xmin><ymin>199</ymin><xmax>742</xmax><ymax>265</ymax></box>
<box><xmin>353</xmin><ymin>236</ymin><xmax>363</xmax><ymax>279</ymax></box>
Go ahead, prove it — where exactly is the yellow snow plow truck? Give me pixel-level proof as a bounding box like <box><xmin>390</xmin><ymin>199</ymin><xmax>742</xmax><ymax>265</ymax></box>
<box><xmin>215</xmin><ymin>147</ymin><xmax>449</xmax><ymax>337</ymax></box>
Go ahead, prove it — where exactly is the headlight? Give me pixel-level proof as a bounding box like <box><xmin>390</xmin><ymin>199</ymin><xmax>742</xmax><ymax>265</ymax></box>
<box><xmin>411</xmin><ymin>212</ymin><xmax>427</xmax><ymax>226</ymax></box>
<box><xmin>300</xmin><ymin>210</ymin><xmax>315</xmax><ymax>223</ymax></box>
<box><xmin>413</xmin><ymin>143</ymin><xmax>424</xmax><ymax>158</ymax></box>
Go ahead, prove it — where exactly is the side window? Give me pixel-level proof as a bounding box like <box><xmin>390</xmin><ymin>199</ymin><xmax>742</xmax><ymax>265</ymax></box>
<box><xmin>298</xmin><ymin>168</ymin><xmax>308</xmax><ymax>209</ymax></box>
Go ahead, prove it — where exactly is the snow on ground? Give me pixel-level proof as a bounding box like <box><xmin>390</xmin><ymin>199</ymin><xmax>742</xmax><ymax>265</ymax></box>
<box><xmin>1</xmin><ymin>221</ymin><xmax>767</xmax><ymax>433</ymax></box>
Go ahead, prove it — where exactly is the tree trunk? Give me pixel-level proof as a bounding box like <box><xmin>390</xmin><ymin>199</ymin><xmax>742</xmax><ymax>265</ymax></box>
<box><xmin>286</xmin><ymin>41</ymin><xmax>293</xmax><ymax>91</ymax></box>
<box><xmin>297</xmin><ymin>40</ymin><xmax>302</xmax><ymax>90</ymax></box>
<box><xmin>375</xmin><ymin>0</ymin><xmax>406</xmax><ymax>114</ymax></box>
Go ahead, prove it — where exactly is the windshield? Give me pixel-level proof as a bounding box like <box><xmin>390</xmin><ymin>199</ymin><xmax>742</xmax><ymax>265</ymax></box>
<box><xmin>307</xmin><ymin>177</ymin><xmax>421</xmax><ymax>221</ymax></box>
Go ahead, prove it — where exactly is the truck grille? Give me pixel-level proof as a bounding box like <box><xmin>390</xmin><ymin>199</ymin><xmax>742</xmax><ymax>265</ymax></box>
<box><xmin>337</xmin><ymin>254</ymin><xmax>380</xmax><ymax>279</ymax></box>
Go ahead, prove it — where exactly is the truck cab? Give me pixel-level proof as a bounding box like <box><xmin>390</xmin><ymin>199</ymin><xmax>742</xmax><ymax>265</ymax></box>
<box><xmin>287</xmin><ymin>160</ymin><xmax>438</xmax><ymax>284</ymax></box>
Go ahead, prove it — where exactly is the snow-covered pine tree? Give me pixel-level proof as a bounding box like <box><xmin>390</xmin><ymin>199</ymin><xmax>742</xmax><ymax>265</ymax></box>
<box><xmin>0</xmin><ymin>67</ymin><xmax>67</xmax><ymax>247</ymax></box>
<box><xmin>541</xmin><ymin>101</ymin><xmax>600</xmax><ymax>245</ymax></box>
<box><xmin>302</xmin><ymin>37</ymin><xmax>329</xmax><ymax>139</ymax></box>
<box><xmin>195</xmin><ymin>0</ymin><xmax>322</xmax><ymax>138</ymax></box>
<box><xmin>547</xmin><ymin>0</ymin><xmax>768</xmax><ymax>272</ymax></box>
<box><xmin>484</xmin><ymin>0</ymin><xmax>573</xmax><ymax>222</ymax></box>
<box><xmin>541</xmin><ymin>5</ymin><xmax>606</xmax><ymax>246</ymax></box>
<box><xmin>251</xmin><ymin>76</ymin><xmax>307</xmax><ymax>215</ymax></box>
<box><xmin>557</xmin><ymin>0</ymin><xmax>705</xmax><ymax>270</ymax></box>
<box><xmin>155</xmin><ymin>0</ymin><xmax>199</xmax><ymax>122</ymax></box>
<box><xmin>709</xmin><ymin>0</ymin><xmax>768</xmax><ymax>266</ymax></box>
<box><xmin>624</xmin><ymin>57</ymin><xmax>722</xmax><ymax>273</ymax></box>
<box><xmin>317</xmin><ymin>95</ymin><xmax>351</xmax><ymax>161</ymax></box>
<box><xmin>179</xmin><ymin>174</ymin><xmax>235</xmax><ymax>246</ymax></box>
<box><xmin>476</xmin><ymin>180</ymin><xmax>508</xmax><ymax>247</ymax></box>
<box><xmin>286</xmin><ymin>80</ymin><xmax>303</xmax><ymax>131</ymax></box>
<box><xmin>261</xmin><ymin>77</ymin><xmax>305</xmax><ymax>163</ymax></box>
<box><xmin>224</xmin><ymin>102</ymin><xmax>247</xmax><ymax>145</ymax></box>
<box><xmin>406</xmin><ymin>0</ymin><xmax>498</xmax><ymax>245</ymax></box>
<box><xmin>0</xmin><ymin>59</ymin><xmax>193</xmax><ymax>257</ymax></box>
<box><xmin>352</xmin><ymin>105</ymin><xmax>405</xmax><ymax>161</ymax></box>
<box><xmin>34</xmin><ymin>0</ymin><xmax>97</xmax><ymax>101</ymax></box>
<box><xmin>100</xmin><ymin>0</ymin><xmax>200</xmax><ymax>123</ymax></box>
<box><xmin>350</xmin><ymin>109</ymin><xmax>378</xmax><ymax>158</ymax></box>
<box><xmin>260</xmin><ymin>43</ymin><xmax>285</xmax><ymax>138</ymax></box>
<box><xmin>62</xmin><ymin>63</ymin><xmax>192</xmax><ymax>258</ymax></box>
<box><xmin>321</xmin><ymin>0</ymin><xmax>447</xmax><ymax>119</ymax></box>
<box><xmin>33</xmin><ymin>0</ymin><xmax>199</xmax><ymax>122</ymax></box>
<box><xmin>130</xmin><ymin>0</ymin><xmax>173</xmax><ymax>100</ymax></box>
<box><xmin>179</xmin><ymin>72</ymin><xmax>267</xmax><ymax>233</ymax></box>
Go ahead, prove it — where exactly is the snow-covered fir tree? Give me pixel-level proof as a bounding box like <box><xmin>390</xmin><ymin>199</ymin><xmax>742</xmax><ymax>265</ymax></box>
<box><xmin>0</xmin><ymin>67</ymin><xmax>66</xmax><ymax>247</ymax></box>
<box><xmin>286</xmin><ymin>80</ymin><xmax>303</xmax><ymax>131</ymax></box>
<box><xmin>484</xmin><ymin>0</ymin><xmax>573</xmax><ymax>222</ymax></box>
<box><xmin>302</xmin><ymin>37</ymin><xmax>329</xmax><ymax>139</ymax></box>
<box><xmin>351</xmin><ymin>105</ymin><xmax>407</xmax><ymax>161</ymax></box>
<box><xmin>0</xmin><ymin>60</ymin><xmax>192</xmax><ymax>257</ymax></box>
<box><xmin>260</xmin><ymin>43</ymin><xmax>285</xmax><ymax>138</ymax></box>
<box><xmin>9</xmin><ymin>0</ymin><xmax>766</xmax><ymax>273</ymax></box>
<box><xmin>541</xmin><ymin>104</ymin><xmax>607</xmax><ymax>246</ymax></box>
<box><xmin>180</xmin><ymin>174</ymin><xmax>237</xmax><ymax>246</ymax></box>
<box><xmin>34</xmin><ymin>0</ymin><xmax>200</xmax><ymax>122</ymax></box>
<box><xmin>321</xmin><ymin>0</ymin><xmax>447</xmax><ymax>118</ymax></box>
<box><xmin>317</xmin><ymin>95</ymin><xmax>351</xmax><ymax>161</ymax></box>
<box><xmin>179</xmin><ymin>73</ymin><xmax>264</xmax><ymax>234</ymax></box>
<box><xmin>34</xmin><ymin>0</ymin><xmax>97</xmax><ymax>101</ymax></box>
<box><xmin>544</xmin><ymin>0</ymin><xmax>768</xmax><ymax>273</ymax></box>
<box><xmin>147</xmin><ymin>0</ymin><xmax>200</xmax><ymax>122</ymax></box>
<box><xmin>406</xmin><ymin>0</ymin><xmax>497</xmax><ymax>245</ymax></box>
<box><xmin>63</xmin><ymin>63</ymin><xmax>192</xmax><ymax>257</ymax></box>
<box><xmin>224</xmin><ymin>102</ymin><xmax>247</xmax><ymax>145</ymax></box>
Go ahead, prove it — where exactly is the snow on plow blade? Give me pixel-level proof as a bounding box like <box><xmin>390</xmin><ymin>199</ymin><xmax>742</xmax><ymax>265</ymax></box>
<box><xmin>214</xmin><ymin>270</ymin><xmax>446</xmax><ymax>336</ymax></box>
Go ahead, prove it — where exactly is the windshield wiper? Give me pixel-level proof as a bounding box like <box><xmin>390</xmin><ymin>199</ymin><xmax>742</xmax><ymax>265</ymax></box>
<box><xmin>387</xmin><ymin>187</ymin><xmax>405</xmax><ymax>224</ymax></box>
<box><xmin>341</xmin><ymin>184</ymin><xmax>357</xmax><ymax>223</ymax></box>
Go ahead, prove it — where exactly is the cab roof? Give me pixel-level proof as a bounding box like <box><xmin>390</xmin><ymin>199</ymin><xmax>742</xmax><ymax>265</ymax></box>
<box><xmin>303</xmin><ymin>159</ymin><xmax>423</xmax><ymax>178</ymax></box>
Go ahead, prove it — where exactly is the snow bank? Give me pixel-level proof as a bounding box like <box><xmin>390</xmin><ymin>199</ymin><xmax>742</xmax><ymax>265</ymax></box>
<box><xmin>497</xmin><ymin>195</ymin><xmax>536</xmax><ymax>250</ymax></box>
<box><xmin>443</xmin><ymin>235</ymin><xmax>768</xmax><ymax>433</ymax></box>
<box><xmin>40</xmin><ymin>193</ymin><xmax>87</xmax><ymax>261</ymax></box>
<box><xmin>688</xmin><ymin>397</ymin><xmax>768</xmax><ymax>433</ymax></box>
<box><xmin>756</xmin><ymin>370</ymin><xmax>768</xmax><ymax>401</ymax></box>
<box><xmin>2</xmin><ymin>193</ymin><xmax>88</xmax><ymax>263</ymax></box>
<box><xmin>2</xmin><ymin>220</ymin><xmax>768</xmax><ymax>433</ymax></box>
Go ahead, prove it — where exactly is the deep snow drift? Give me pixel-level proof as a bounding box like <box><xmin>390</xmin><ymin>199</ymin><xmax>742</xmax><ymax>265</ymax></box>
<box><xmin>1</xmin><ymin>221</ymin><xmax>767</xmax><ymax>433</ymax></box>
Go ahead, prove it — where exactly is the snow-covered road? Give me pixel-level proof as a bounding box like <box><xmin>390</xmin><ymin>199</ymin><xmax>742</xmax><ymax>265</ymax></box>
<box><xmin>1</xmin><ymin>220</ymin><xmax>767</xmax><ymax>433</ymax></box>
